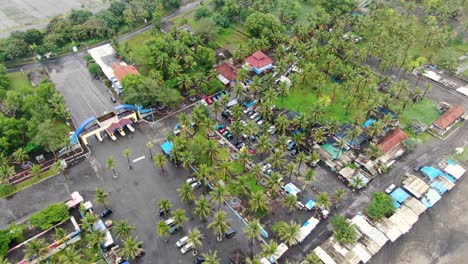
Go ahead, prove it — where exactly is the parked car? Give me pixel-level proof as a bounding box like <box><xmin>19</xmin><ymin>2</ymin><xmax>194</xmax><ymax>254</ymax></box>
<box><xmin>165</xmin><ymin>217</ymin><xmax>176</xmax><ymax>227</ymax></box>
<box><xmin>413</xmin><ymin>165</ymin><xmax>422</xmax><ymax>172</ymax></box>
<box><xmin>100</xmin><ymin>208</ymin><xmax>113</xmax><ymax>218</ymax></box>
<box><xmin>224</xmin><ymin>132</ymin><xmax>234</xmax><ymax>140</ymax></box>
<box><xmin>221</xmin><ymin>111</ymin><xmax>231</xmax><ymax>119</ymax></box>
<box><xmin>385</xmin><ymin>184</ymin><xmax>396</xmax><ymax>194</ymax></box>
<box><xmin>176</xmin><ymin>236</ymin><xmax>189</xmax><ymax>248</ymax></box>
<box><xmin>204</xmin><ymin>97</ymin><xmax>213</xmax><ymax>105</ymax></box>
<box><xmin>225</xmin><ymin>228</ymin><xmax>237</xmax><ymax>239</ymax></box>
<box><xmin>110</xmin><ymin>96</ymin><xmax>117</xmax><ymax>103</ymax></box>
<box><xmin>267</xmin><ymin>125</ymin><xmax>277</xmax><ymax>134</ymax></box>
<box><xmin>186</xmin><ymin>177</ymin><xmax>197</xmax><ymax>185</ymax></box>
<box><xmin>180</xmin><ymin>243</ymin><xmax>194</xmax><ymax>254</ymax></box>
<box><xmin>287</xmin><ymin>141</ymin><xmax>296</xmax><ymax>151</ymax></box>
<box><xmin>194</xmin><ymin>256</ymin><xmax>205</xmax><ymax>264</ymax></box>
<box><xmin>190</xmin><ymin>181</ymin><xmax>201</xmax><ymax>189</ymax></box>
<box><xmin>290</xmin><ymin>148</ymin><xmax>299</xmax><ymax>156</ymax></box>
<box><xmin>250</xmin><ymin>112</ymin><xmax>259</xmax><ymax>119</ymax></box>
<box><xmin>239</xmin><ymin>120</ymin><xmax>247</xmax><ymax>126</ymax></box>
<box><xmin>257</xmin><ymin>119</ymin><xmax>265</xmax><ymax>125</ymax></box>
<box><xmin>169</xmin><ymin>225</ymin><xmax>179</xmax><ymax>234</ymax></box>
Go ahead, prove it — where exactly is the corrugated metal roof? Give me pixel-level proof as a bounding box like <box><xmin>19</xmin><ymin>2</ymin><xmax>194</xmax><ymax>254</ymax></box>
<box><xmin>402</xmin><ymin>174</ymin><xmax>430</xmax><ymax>199</ymax></box>
<box><xmin>404</xmin><ymin>197</ymin><xmax>427</xmax><ymax>216</ymax></box>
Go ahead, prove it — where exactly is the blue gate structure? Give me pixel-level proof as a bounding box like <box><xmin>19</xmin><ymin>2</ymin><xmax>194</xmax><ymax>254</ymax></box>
<box><xmin>75</xmin><ymin>116</ymin><xmax>96</xmax><ymax>137</ymax></box>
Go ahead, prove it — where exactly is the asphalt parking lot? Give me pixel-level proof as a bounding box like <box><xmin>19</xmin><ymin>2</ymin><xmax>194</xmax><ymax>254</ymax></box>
<box><xmin>48</xmin><ymin>57</ymin><xmax>116</xmax><ymax>125</ymax></box>
<box><xmin>1</xmin><ymin>110</ymin><xmax>259</xmax><ymax>263</ymax></box>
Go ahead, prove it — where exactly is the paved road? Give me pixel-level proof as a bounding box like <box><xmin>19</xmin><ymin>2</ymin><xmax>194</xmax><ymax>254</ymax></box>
<box><xmin>1</xmin><ymin>106</ymin><xmax>259</xmax><ymax>263</ymax></box>
<box><xmin>48</xmin><ymin>55</ymin><xmax>116</xmax><ymax>125</ymax></box>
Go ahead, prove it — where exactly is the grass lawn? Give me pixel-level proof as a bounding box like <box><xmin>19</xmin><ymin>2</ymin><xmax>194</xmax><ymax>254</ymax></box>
<box><xmin>215</xmin><ymin>27</ymin><xmax>249</xmax><ymax>53</ymax></box>
<box><xmin>230</xmin><ymin>161</ymin><xmax>244</xmax><ymax>175</ymax></box>
<box><xmin>400</xmin><ymin>98</ymin><xmax>439</xmax><ymax>127</ymax></box>
<box><xmin>120</xmin><ymin>30</ymin><xmax>152</xmax><ymax>66</ymax></box>
<box><xmin>247</xmin><ymin>176</ymin><xmax>263</xmax><ymax>193</ymax></box>
<box><xmin>275</xmin><ymin>80</ymin><xmax>351</xmax><ymax>123</ymax></box>
<box><xmin>7</xmin><ymin>72</ymin><xmax>33</xmax><ymax>90</ymax></box>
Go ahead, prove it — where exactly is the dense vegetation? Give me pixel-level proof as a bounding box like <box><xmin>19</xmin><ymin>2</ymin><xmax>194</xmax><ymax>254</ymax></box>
<box><xmin>366</xmin><ymin>192</ymin><xmax>396</xmax><ymax>220</ymax></box>
<box><xmin>0</xmin><ymin>223</ymin><xmax>26</xmax><ymax>258</ymax></box>
<box><xmin>29</xmin><ymin>203</ymin><xmax>70</xmax><ymax>230</ymax></box>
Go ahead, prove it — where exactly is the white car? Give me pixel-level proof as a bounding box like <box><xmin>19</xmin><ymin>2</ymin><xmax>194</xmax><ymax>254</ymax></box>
<box><xmin>180</xmin><ymin>242</ymin><xmax>193</xmax><ymax>254</ymax></box>
<box><xmin>239</xmin><ymin>120</ymin><xmax>247</xmax><ymax>126</ymax></box>
<box><xmin>385</xmin><ymin>184</ymin><xmax>396</xmax><ymax>194</ymax></box>
<box><xmin>249</xmin><ymin>112</ymin><xmax>259</xmax><ymax>119</ymax></box>
<box><xmin>200</xmin><ymin>99</ymin><xmax>208</xmax><ymax>106</ymax></box>
<box><xmin>267</xmin><ymin>125</ymin><xmax>276</xmax><ymax>134</ymax></box>
<box><xmin>186</xmin><ymin>177</ymin><xmax>196</xmax><ymax>185</ymax></box>
<box><xmin>176</xmin><ymin>236</ymin><xmax>189</xmax><ymax>248</ymax></box>
<box><xmin>257</xmin><ymin>119</ymin><xmax>265</xmax><ymax>125</ymax></box>
<box><xmin>261</xmin><ymin>163</ymin><xmax>271</xmax><ymax>171</ymax></box>
<box><xmin>190</xmin><ymin>181</ymin><xmax>201</xmax><ymax>189</ymax></box>
<box><xmin>243</xmin><ymin>108</ymin><xmax>252</xmax><ymax>114</ymax></box>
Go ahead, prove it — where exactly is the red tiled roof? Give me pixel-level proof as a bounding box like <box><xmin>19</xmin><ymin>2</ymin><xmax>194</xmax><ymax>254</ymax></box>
<box><xmin>245</xmin><ymin>51</ymin><xmax>272</xmax><ymax>69</ymax></box>
<box><xmin>105</xmin><ymin>123</ymin><xmax>121</xmax><ymax>134</ymax></box>
<box><xmin>118</xmin><ymin>118</ymin><xmax>132</xmax><ymax>127</ymax></box>
<box><xmin>111</xmin><ymin>62</ymin><xmax>140</xmax><ymax>81</ymax></box>
<box><xmin>215</xmin><ymin>62</ymin><xmax>237</xmax><ymax>82</ymax></box>
<box><xmin>377</xmin><ymin>129</ymin><xmax>408</xmax><ymax>153</ymax></box>
<box><xmin>433</xmin><ymin>105</ymin><xmax>464</xmax><ymax>129</ymax></box>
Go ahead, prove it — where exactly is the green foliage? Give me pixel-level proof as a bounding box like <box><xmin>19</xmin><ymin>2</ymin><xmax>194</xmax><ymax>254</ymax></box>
<box><xmin>0</xmin><ymin>223</ymin><xmax>26</xmax><ymax>258</ymax></box>
<box><xmin>122</xmin><ymin>74</ymin><xmax>181</xmax><ymax>107</ymax></box>
<box><xmin>160</xmin><ymin>0</ymin><xmax>182</xmax><ymax>10</ymax></box>
<box><xmin>87</xmin><ymin>63</ymin><xmax>101</xmax><ymax>76</ymax></box>
<box><xmin>195</xmin><ymin>6</ymin><xmax>211</xmax><ymax>20</ymax></box>
<box><xmin>205</xmin><ymin>79</ymin><xmax>225</xmax><ymax>95</ymax></box>
<box><xmin>331</xmin><ymin>215</ymin><xmax>357</xmax><ymax>245</ymax></box>
<box><xmin>0</xmin><ymin>184</ymin><xmax>14</xmax><ymax>197</ymax></box>
<box><xmin>320</xmin><ymin>0</ymin><xmax>357</xmax><ymax>15</ymax></box>
<box><xmin>245</xmin><ymin>12</ymin><xmax>284</xmax><ymax>44</ymax></box>
<box><xmin>29</xmin><ymin>203</ymin><xmax>69</xmax><ymax>230</ymax></box>
<box><xmin>366</xmin><ymin>192</ymin><xmax>396</xmax><ymax>220</ymax></box>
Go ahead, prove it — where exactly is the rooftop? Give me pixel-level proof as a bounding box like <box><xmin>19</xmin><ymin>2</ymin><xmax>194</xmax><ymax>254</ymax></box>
<box><xmin>215</xmin><ymin>62</ymin><xmax>237</xmax><ymax>82</ymax></box>
<box><xmin>111</xmin><ymin>62</ymin><xmax>140</xmax><ymax>81</ymax></box>
<box><xmin>432</xmin><ymin>105</ymin><xmax>464</xmax><ymax>129</ymax></box>
<box><xmin>377</xmin><ymin>129</ymin><xmax>408</xmax><ymax>153</ymax></box>
<box><xmin>245</xmin><ymin>51</ymin><xmax>273</xmax><ymax>69</ymax></box>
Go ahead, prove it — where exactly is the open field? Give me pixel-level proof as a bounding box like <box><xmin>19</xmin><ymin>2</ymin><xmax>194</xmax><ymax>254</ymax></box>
<box><xmin>0</xmin><ymin>0</ymin><xmax>109</xmax><ymax>38</ymax></box>
<box><xmin>7</xmin><ymin>71</ymin><xmax>33</xmax><ymax>90</ymax></box>
<box><xmin>400</xmin><ymin>98</ymin><xmax>440</xmax><ymax>127</ymax></box>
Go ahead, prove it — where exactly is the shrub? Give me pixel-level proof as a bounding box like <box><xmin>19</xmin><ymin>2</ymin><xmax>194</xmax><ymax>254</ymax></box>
<box><xmin>206</xmin><ymin>79</ymin><xmax>225</xmax><ymax>95</ymax></box>
<box><xmin>366</xmin><ymin>192</ymin><xmax>396</xmax><ymax>220</ymax></box>
<box><xmin>0</xmin><ymin>184</ymin><xmax>15</xmax><ymax>198</ymax></box>
<box><xmin>332</xmin><ymin>215</ymin><xmax>357</xmax><ymax>245</ymax></box>
<box><xmin>29</xmin><ymin>203</ymin><xmax>69</xmax><ymax>230</ymax></box>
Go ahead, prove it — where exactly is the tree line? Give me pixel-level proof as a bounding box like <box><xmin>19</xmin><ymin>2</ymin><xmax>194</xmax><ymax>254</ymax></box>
<box><xmin>0</xmin><ymin>0</ymin><xmax>182</xmax><ymax>62</ymax></box>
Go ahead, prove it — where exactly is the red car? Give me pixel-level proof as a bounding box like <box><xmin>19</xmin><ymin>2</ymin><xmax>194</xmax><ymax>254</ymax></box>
<box><xmin>204</xmin><ymin>96</ymin><xmax>214</xmax><ymax>105</ymax></box>
<box><xmin>248</xmin><ymin>149</ymin><xmax>255</xmax><ymax>154</ymax></box>
<box><xmin>219</xmin><ymin>128</ymin><xmax>227</xmax><ymax>134</ymax></box>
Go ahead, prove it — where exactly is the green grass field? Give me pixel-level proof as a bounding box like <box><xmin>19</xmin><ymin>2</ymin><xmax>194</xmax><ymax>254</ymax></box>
<box><xmin>7</xmin><ymin>72</ymin><xmax>33</xmax><ymax>90</ymax></box>
<box><xmin>247</xmin><ymin>176</ymin><xmax>263</xmax><ymax>193</ymax></box>
<box><xmin>275</xmin><ymin>80</ymin><xmax>351</xmax><ymax>123</ymax></box>
<box><xmin>400</xmin><ymin>98</ymin><xmax>440</xmax><ymax>127</ymax></box>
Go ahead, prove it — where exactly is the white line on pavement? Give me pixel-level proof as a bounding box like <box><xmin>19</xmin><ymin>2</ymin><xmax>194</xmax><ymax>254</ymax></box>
<box><xmin>133</xmin><ymin>156</ymin><xmax>146</xmax><ymax>163</ymax></box>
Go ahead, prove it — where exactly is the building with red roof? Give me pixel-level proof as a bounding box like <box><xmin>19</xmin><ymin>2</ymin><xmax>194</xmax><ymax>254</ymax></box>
<box><xmin>244</xmin><ymin>51</ymin><xmax>273</xmax><ymax>74</ymax></box>
<box><xmin>431</xmin><ymin>105</ymin><xmax>464</xmax><ymax>135</ymax></box>
<box><xmin>111</xmin><ymin>62</ymin><xmax>140</xmax><ymax>82</ymax></box>
<box><xmin>377</xmin><ymin>129</ymin><xmax>408</xmax><ymax>154</ymax></box>
<box><xmin>215</xmin><ymin>62</ymin><xmax>237</xmax><ymax>86</ymax></box>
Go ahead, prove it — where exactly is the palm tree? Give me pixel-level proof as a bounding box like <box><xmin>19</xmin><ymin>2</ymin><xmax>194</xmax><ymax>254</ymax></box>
<box><xmin>267</xmin><ymin>151</ymin><xmax>287</xmax><ymax>170</ymax></box>
<box><xmin>123</xmin><ymin>148</ymin><xmax>132</xmax><ymax>169</ymax></box>
<box><xmin>24</xmin><ymin>238</ymin><xmax>49</xmax><ymax>262</ymax></box>
<box><xmin>315</xmin><ymin>192</ymin><xmax>331</xmax><ymax>217</ymax></box>
<box><xmin>333</xmin><ymin>139</ymin><xmax>347</xmax><ymax>159</ymax></box>
<box><xmin>275</xmin><ymin>115</ymin><xmax>290</xmax><ymax>135</ymax></box>
<box><xmin>204</xmin><ymin>139</ymin><xmax>219</xmax><ymax>166</ymax></box>
<box><xmin>286</xmin><ymin>162</ymin><xmax>296</xmax><ymax>183</ymax></box>
<box><xmin>282</xmin><ymin>194</ymin><xmax>297</xmax><ymax>214</ymax></box>
<box><xmin>173</xmin><ymin>209</ymin><xmax>189</xmax><ymax>229</ymax></box>
<box><xmin>153</xmin><ymin>153</ymin><xmax>168</xmax><ymax>174</ymax></box>
<box><xmin>244</xmin><ymin>219</ymin><xmax>263</xmax><ymax>257</ymax></box>
<box><xmin>261</xmin><ymin>240</ymin><xmax>278</xmax><ymax>260</ymax></box>
<box><xmin>86</xmin><ymin>230</ymin><xmax>106</xmax><ymax>250</ymax></box>
<box><xmin>122</xmin><ymin>237</ymin><xmax>144</xmax><ymax>260</ymax></box>
<box><xmin>146</xmin><ymin>141</ymin><xmax>154</xmax><ymax>159</ymax></box>
<box><xmin>0</xmin><ymin>257</ymin><xmax>11</xmax><ymax>264</ymax></box>
<box><xmin>298</xmin><ymin>168</ymin><xmax>316</xmax><ymax>198</ymax></box>
<box><xmin>202</xmin><ymin>250</ymin><xmax>221</xmax><ymax>264</ymax></box>
<box><xmin>156</xmin><ymin>221</ymin><xmax>170</xmax><ymax>241</ymax></box>
<box><xmin>245</xmin><ymin>255</ymin><xmax>262</xmax><ymax>264</ymax></box>
<box><xmin>248</xmin><ymin>192</ymin><xmax>268</xmax><ymax>215</ymax></box>
<box><xmin>251</xmin><ymin>163</ymin><xmax>264</xmax><ymax>185</ymax></box>
<box><xmin>113</xmin><ymin>220</ymin><xmax>135</xmax><ymax>239</ymax></box>
<box><xmin>295</xmin><ymin>152</ymin><xmax>307</xmax><ymax>172</ymax></box>
<box><xmin>313</xmin><ymin>129</ymin><xmax>327</xmax><ymax>144</ymax></box>
<box><xmin>80</xmin><ymin>213</ymin><xmax>98</xmax><ymax>232</ymax></box>
<box><xmin>256</xmin><ymin>134</ymin><xmax>272</xmax><ymax>160</ymax></box>
<box><xmin>230</xmin><ymin>104</ymin><xmax>243</xmax><ymax>121</ymax></box>
<box><xmin>303</xmin><ymin>252</ymin><xmax>321</xmax><ymax>264</ymax></box>
<box><xmin>349</xmin><ymin>176</ymin><xmax>366</xmax><ymax>190</ymax></box>
<box><xmin>276</xmin><ymin>221</ymin><xmax>301</xmax><ymax>246</ymax></box>
<box><xmin>210</xmin><ymin>185</ymin><xmax>228</xmax><ymax>210</ymax></box>
<box><xmin>194</xmin><ymin>196</ymin><xmax>213</xmax><ymax>223</ymax></box>
<box><xmin>12</xmin><ymin>148</ymin><xmax>28</xmax><ymax>165</ymax></box>
<box><xmin>368</xmin><ymin>120</ymin><xmax>384</xmax><ymax>140</ymax></box>
<box><xmin>105</xmin><ymin>156</ymin><xmax>117</xmax><ymax>177</ymax></box>
<box><xmin>178</xmin><ymin>183</ymin><xmax>195</xmax><ymax>203</ymax></box>
<box><xmin>265</xmin><ymin>172</ymin><xmax>282</xmax><ymax>198</ymax></box>
<box><xmin>216</xmin><ymin>161</ymin><xmax>231</xmax><ymax>180</ymax></box>
<box><xmin>347</xmin><ymin>126</ymin><xmax>362</xmax><ymax>148</ymax></box>
<box><xmin>29</xmin><ymin>164</ymin><xmax>42</xmax><ymax>178</ymax></box>
<box><xmin>57</xmin><ymin>246</ymin><xmax>83</xmax><ymax>264</ymax></box>
<box><xmin>365</xmin><ymin>144</ymin><xmax>382</xmax><ymax>159</ymax></box>
<box><xmin>238</xmin><ymin>151</ymin><xmax>252</xmax><ymax>173</ymax></box>
<box><xmin>308</xmin><ymin>151</ymin><xmax>320</xmax><ymax>166</ymax></box>
<box><xmin>158</xmin><ymin>199</ymin><xmax>172</xmax><ymax>214</ymax></box>
<box><xmin>180</xmin><ymin>151</ymin><xmax>195</xmax><ymax>170</ymax></box>
<box><xmin>334</xmin><ymin>189</ymin><xmax>346</xmax><ymax>206</ymax></box>
<box><xmin>188</xmin><ymin>228</ymin><xmax>204</xmax><ymax>250</ymax></box>
<box><xmin>208</xmin><ymin>211</ymin><xmax>230</xmax><ymax>242</ymax></box>
<box><xmin>94</xmin><ymin>187</ymin><xmax>109</xmax><ymax>207</ymax></box>
<box><xmin>53</xmin><ymin>160</ymin><xmax>67</xmax><ymax>182</ymax></box>
<box><xmin>212</xmin><ymin>100</ymin><xmax>222</xmax><ymax>121</ymax></box>
<box><xmin>53</xmin><ymin>227</ymin><xmax>67</xmax><ymax>245</ymax></box>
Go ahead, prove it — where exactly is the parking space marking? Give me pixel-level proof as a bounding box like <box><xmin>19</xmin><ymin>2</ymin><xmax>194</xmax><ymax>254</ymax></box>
<box><xmin>133</xmin><ymin>156</ymin><xmax>146</xmax><ymax>163</ymax></box>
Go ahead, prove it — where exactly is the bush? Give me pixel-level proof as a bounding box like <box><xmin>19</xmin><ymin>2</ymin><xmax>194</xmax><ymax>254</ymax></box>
<box><xmin>195</xmin><ymin>6</ymin><xmax>211</xmax><ymax>20</ymax></box>
<box><xmin>0</xmin><ymin>184</ymin><xmax>15</xmax><ymax>198</ymax></box>
<box><xmin>366</xmin><ymin>192</ymin><xmax>396</xmax><ymax>220</ymax></box>
<box><xmin>0</xmin><ymin>223</ymin><xmax>26</xmax><ymax>258</ymax></box>
<box><xmin>88</xmin><ymin>63</ymin><xmax>101</xmax><ymax>76</ymax></box>
<box><xmin>29</xmin><ymin>203</ymin><xmax>69</xmax><ymax>230</ymax></box>
<box><xmin>206</xmin><ymin>79</ymin><xmax>225</xmax><ymax>95</ymax></box>
<box><xmin>332</xmin><ymin>215</ymin><xmax>357</xmax><ymax>245</ymax></box>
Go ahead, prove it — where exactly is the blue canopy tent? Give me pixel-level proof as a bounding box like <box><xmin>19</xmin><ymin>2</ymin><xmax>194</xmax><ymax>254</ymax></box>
<box><xmin>305</xmin><ymin>200</ymin><xmax>315</xmax><ymax>210</ymax></box>
<box><xmin>161</xmin><ymin>141</ymin><xmax>173</xmax><ymax>156</ymax></box>
<box><xmin>390</xmin><ymin>187</ymin><xmax>411</xmax><ymax>204</ymax></box>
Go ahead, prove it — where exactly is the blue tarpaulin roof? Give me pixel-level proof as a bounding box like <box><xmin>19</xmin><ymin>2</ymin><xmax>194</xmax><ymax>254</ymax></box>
<box><xmin>430</xmin><ymin>181</ymin><xmax>448</xmax><ymax>195</ymax></box>
<box><xmin>394</xmin><ymin>200</ymin><xmax>401</xmax><ymax>208</ymax></box>
<box><xmin>421</xmin><ymin>166</ymin><xmax>456</xmax><ymax>182</ymax></box>
<box><xmin>421</xmin><ymin>188</ymin><xmax>442</xmax><ymax>208</ymax></box>
<box><xmin>305</xmin><ymin>200</ymin><xmax>315</xmax><ymax>210</ymax></box>
<box><xmin>390</xmin><ymin>187</ymin><xmax>410</xmax><ymax>204</ymax></box>
<box><xmin>447</xmin><ymin>159</ymin><xmax>457</xmax><ymax>165</ymax></box>
<box><xmin>161</xmin><ymin>141</ymin><xmax>173</xmax><ymax>156</ymax></box>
